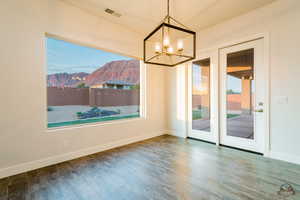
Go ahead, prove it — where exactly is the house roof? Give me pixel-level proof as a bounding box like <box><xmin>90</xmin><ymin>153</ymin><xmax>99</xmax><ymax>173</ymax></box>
<box><xmin>103</xmin><ymin>80</ymin><xmax>135</xmax><ymax>86</ymax></box>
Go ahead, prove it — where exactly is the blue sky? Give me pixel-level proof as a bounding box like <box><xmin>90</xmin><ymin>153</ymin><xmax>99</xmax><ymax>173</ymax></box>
<box><xmin>47</xmin><ymin>37</ymin><xmax>131</xmax><ymax>74</ymax></box>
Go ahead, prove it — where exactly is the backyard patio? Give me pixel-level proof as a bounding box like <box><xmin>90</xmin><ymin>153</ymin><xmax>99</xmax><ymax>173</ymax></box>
<box><xmin>192</xmin><ymin>114</ymin><xmax>253</xmax><ymax>139</ymax></box>
<box><xmin>47</xmin><ymin>105</ymin><xmax>139</xmax><ymax>128</ymax></box>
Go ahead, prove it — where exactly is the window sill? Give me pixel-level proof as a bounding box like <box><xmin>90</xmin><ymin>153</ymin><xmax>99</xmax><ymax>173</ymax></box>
<box><xmin>46</xmin><ymin>116</ymin><xmax>146</xmax><ymax>133</ymax></box>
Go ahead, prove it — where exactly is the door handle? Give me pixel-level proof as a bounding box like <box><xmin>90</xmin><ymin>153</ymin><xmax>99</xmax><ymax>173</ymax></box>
<box><xmin>254</xmin><ymin>109</ymin><xmax>263</xmax><ymax>113</ymax></box>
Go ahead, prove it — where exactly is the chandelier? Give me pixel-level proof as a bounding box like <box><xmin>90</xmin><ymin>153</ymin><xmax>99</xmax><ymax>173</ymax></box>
<box><xmin>143</xmin><ymin>0</ymin><xmax>196</xmax><ymax>67</ymax></box>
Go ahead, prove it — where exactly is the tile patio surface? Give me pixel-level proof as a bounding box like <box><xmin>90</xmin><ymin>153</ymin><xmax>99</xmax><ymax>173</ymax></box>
<box><xmin>192</xmin><ymin>114</ymin><xmax>254</xmax><ymax>139</ymax></box>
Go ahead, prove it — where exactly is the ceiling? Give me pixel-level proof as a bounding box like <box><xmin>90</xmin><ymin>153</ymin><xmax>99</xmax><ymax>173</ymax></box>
<box><xmin>62</xmin><ymin>0</ymin><xmax>276</xmax><ymax>36</ymax></box>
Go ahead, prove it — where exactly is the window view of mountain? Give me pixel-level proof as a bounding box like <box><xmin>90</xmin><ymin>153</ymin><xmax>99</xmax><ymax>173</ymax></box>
<box><xmin>46</xmin><ymin>37</ymin><xmax>140</xmax><ymax>128</ymax></box>
<box><xmin>47</xmin><ymin>59</ymin><xmax>140</xmax><ymax>88</ymax></box>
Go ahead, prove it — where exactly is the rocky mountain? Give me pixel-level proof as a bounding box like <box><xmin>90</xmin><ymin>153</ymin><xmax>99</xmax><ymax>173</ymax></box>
<box><xmin>84</xmin><ymin>59</ymin><xmax>139</xmax><ymax>86</ymax></box>
<box><xmin>47</xmin><ymin>59</ymin><xmax>140</xmax><ymax>88</ymax></box>
<box><xmin>47</xmin><ymin>72</ymin><xmax>89</xmax><ymax>87</ymax></box>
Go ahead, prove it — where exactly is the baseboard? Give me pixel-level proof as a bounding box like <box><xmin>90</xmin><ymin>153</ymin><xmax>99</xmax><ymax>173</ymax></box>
<box><xmin>0</xmin><ymin>130</ymin><xmax>167</xmax><ymax>179</ymax></box>
<box><xmin>164</xmin><ymin>129</ymin><xmax>174</xmax><ymax>135</ymax></box>
<box><xmin>268</xmin><ymin>151</ymin><xmax>300</xmax><ymax>165</ymax></box>
<box><xmin>166</xmin><ymin>129</ymin><xmax>187</xmax><ymax>138</ymax></box>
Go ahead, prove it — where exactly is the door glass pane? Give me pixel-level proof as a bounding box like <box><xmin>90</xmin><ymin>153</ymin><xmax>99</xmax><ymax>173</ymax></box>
<box><xmin>192</xmin><ymin>58</ymin><xmax>210</xmax><ymax>132</ymax></box>
<box><xmin>226</xmin><ymin>49</ymin><xmax>254</xmax><ymax>139</ymax></box>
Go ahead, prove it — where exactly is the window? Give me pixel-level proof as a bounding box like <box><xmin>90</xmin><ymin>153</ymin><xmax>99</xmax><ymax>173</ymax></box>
<box><xmin>46</xmin><ymin>37</ymin><xmax>141</xmax><ymax>128</ymax></box>
<box><xmin>192</xmin><ymin>58</ymin><xmax>211</xmax><ymax>132</ymax></box>
<box><xmin>226</xmin><ymin>49</ymin><xmax>254</xmax><ymax>139</ymax></box>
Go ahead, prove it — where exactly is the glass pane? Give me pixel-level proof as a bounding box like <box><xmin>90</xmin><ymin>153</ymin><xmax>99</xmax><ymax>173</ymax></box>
<box><xmin>192</xmin><ymin>58</ymin><xmax>210</xmax><ymax>132</ymax></box>
<box><xmin>226</xmin><ymin>49</ymin><xmax>254</xmax><ymax>139</ymax></box>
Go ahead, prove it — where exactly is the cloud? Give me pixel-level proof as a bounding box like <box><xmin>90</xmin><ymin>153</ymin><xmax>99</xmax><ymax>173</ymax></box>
<box><xmin>47</xmin><ymin>63</ymin><xmax>100</xmax><ymax>74</ymax></box>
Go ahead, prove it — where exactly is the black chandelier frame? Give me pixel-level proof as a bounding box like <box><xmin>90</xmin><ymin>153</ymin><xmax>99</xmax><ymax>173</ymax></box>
<box><xmin>143</xmin><ymin>0</ymin><xmax>196</xmax><ymax>67</ymax></box>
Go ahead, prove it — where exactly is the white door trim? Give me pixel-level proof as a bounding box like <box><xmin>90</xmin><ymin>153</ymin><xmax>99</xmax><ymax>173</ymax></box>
<box><xmin>217</xmin><ymin>33</ymin><xmax>270</xmax><ymax>155</ymax></box>
<box><xmin>219</xmin><ymin>39</ymin><xmax>265</xmax><ymax>153</ymax></box>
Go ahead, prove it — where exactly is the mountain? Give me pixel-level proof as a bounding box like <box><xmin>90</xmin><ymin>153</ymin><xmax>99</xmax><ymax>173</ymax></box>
<box><xmin>84</xmin><ymin>59</ymin><xmax>139</xmax><ymax>86</ymax></box>
<box><xmin>47</xmin><ymin>59</ymin><xmax>140</xmax><ymax>88</ymax></box>
<box><xmin>47</xmin><ymin>72</ymin><xmax>89</xmax><ymax>87</ymax></box>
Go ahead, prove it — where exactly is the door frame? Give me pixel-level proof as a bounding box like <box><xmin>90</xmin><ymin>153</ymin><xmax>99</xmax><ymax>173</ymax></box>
<box><xmin>186</xmin><ymin>33</ymin><xmax>270</xmax><ymax>155</ymax></box>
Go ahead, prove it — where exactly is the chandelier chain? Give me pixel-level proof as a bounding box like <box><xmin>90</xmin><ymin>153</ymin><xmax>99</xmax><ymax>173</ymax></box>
<box><xmin>167</xmin><ymin>0</ymin><xmax>170</xmax><ymax>23</ymax></box>
<box><xmin>167</xmin><ymin>0</ymin><xmax>169</xmax><ymax>16</ymax></box>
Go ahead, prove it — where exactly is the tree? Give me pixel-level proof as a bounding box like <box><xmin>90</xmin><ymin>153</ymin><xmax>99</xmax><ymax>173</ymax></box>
<box><xmin>77</xmin><ymin>83</ymin><xmax>88</xmax><ymax>88</ymax></box>
<box><xmin>226</xmin><ymin>89</ymin><xmax>235</xmax><ymax>94</ymax></box>
<box><xmin>130</xmin><ymin>84</ymin><xmax>140</xmax><ymax>90</ymax></box>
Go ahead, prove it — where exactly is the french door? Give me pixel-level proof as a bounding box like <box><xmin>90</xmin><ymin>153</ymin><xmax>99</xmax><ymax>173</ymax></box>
<box><xmin>188</xmin><ymin>39</ymin><xmax>266</xmax><ymax>153</ymax></box>
<box><xmin>187</xmin><ymin>51</ymin><xmax>218</xmax><ymax>143</ymax></box>
<box><xmin>219</xmin><ymin>39</ymin><xmax>265</xmax><ymax>153</ymax></box>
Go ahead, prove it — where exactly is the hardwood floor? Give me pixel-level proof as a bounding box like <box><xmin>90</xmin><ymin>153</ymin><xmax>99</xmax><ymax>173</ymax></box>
<box><xmin>1</xmin><ymin>135</ymin><xmax>300</xmax><ymax>200</ymax></box>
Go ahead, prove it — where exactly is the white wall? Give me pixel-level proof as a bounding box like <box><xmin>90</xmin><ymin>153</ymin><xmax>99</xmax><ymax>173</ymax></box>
<box><xmin>167</xmin><ymin>0</ymin><xmax>300</xmax><ymax>164</ymax></box>
<box><xmin>0</xmin><ymin>0</ymin><xmax>167</xmax><ymax>178</ymax></box>
<box><xmin>166</xmin><ymin>65</ymin><xmax>188</xmax><ymax>138</ymax></box>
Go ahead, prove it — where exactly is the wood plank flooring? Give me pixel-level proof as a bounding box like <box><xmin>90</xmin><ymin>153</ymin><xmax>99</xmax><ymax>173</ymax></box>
<box><xmin>1</xmin><ymin>135</ymin><xmax>300</xmax><ymax>200</ymax></box>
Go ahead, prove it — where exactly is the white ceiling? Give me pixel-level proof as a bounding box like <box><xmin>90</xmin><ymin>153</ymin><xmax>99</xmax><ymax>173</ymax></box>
<box><xmin>62</xmin><ymin>0</ymin><xmax>276</xmax><ymax>35</ymax></box>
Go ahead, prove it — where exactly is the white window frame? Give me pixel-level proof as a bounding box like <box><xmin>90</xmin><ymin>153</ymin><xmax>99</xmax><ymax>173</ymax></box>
<box><xmin>45</xmin><ymin>34</ymin><xmax>146</xmax><ymax>130</ymax></box>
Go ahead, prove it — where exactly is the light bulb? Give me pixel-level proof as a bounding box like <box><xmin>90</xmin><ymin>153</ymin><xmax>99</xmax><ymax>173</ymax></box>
<box><xmin>177</xmin><ymin>39</ymin><xmax>184</xmax><ymax>51</ymax></box>
<box><xmin>154</xmin><ymin>42</ymin><xmax>161</xmax><ymax>54</ymax></box>
<box><xmin>163</xmin><ymin>36</ymin><xmax>170</xmax><ymax>48</ymax></box>
<box><xmin>166</xmin><ymin>46</ymin><xmax>174</xmax><ymax>55</ymax></box>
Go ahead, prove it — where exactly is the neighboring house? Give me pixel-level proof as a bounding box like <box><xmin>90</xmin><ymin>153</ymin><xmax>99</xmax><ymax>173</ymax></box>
<box><xmin>90</xmin><ymin>80</ymin><xmax>135</xmax><ymax>90</ymax></box>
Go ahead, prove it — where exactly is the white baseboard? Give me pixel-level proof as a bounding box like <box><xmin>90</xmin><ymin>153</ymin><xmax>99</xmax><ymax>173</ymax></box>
<box><xmin>268</xmin><ymin>151</ymin><xmax>300</xmax><ymax>165</ymax></box>
<box><xmin>0</xmin><ymin>130</ymin><xmax>166</xmax><ymax>179</ymax></box>
<box><xmin>166</xmin><ymin>129</ymin><xmax>187</xmax><ymax>138</ymax></box>
<box><xmin>167</xmin><ymin>131</ymin><xmax>300</xmax><ymax>166</ymax></box>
